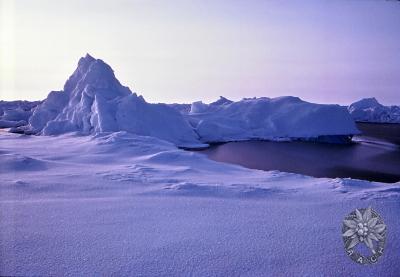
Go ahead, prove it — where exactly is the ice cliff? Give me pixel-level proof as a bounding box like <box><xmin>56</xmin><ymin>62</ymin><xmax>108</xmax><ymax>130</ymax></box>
<box><xmin>185</xmin><ymin>96</ymin><xmax>360</xmax><ymax>143</ymax></box>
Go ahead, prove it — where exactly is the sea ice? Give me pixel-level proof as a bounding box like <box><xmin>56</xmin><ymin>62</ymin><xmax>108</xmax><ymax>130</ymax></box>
<box><xmin>349</xmin><ymin>98</ymin><xmax>400</xmax><ymax>123</ymax></box>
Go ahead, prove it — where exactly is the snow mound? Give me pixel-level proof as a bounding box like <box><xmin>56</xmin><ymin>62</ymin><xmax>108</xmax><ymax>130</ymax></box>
<box><xmin>158</xmin><ymin>182</ymin><xmax>294</xmax><ymax>198</ymax></box>
<box><xmin>187</xmin><ymin>96</ymin><xmax>359</xmax><ymax>143</ymax></box>
<box><xmin>332</xmin><ymin>178</ymin><xmax>400</xmax><ymax>200</ymax></box>
<box><xmin>19</xmin><ymin>54</ymin><xmax>202</xmax><ymax>147</ymax></box>
<box><xmin>0</xmin><ymin>153</ymin><xmax>48</xmax><ymax>172</ymax></box>
<box><xmin>348</xmin><ymin>97</ymin><xmax>400</xmax><ymax>123</ymax></box>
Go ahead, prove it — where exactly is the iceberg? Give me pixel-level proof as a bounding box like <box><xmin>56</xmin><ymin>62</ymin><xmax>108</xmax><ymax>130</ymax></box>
<box><xmin>16</xmin><ymin>54</ymin><xmax>202</xmax><ymax>147</ymax></box>
<box><xmin>7</xmin><ymin>54</ymin><xmax>361</xmax><ymax>146</ymax></box>
<box><xmin>186</xmin><ymin>96</ymin><xmax>360</xmax><ymax>143</ymax></box>
<box><xmin>348</xmin><ymin>97</ymin><xmax>400</xmax><ymax>123</ymax></box>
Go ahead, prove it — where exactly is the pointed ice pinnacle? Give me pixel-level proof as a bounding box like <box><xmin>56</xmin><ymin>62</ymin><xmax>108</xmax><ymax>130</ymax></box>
<box><xmin>23</xmin><ymin>54</ymin><xmax>201</xmax><ymax>147</ymax></box>
<box><xmin>63</xmin><ymin>54</ymin><xmax>130</xmax><ymax>99</ymax></box>
<box><xmin>210</xmin><ymin>96</ymin><xmax>233</xmax><ymax>106</ymax></box>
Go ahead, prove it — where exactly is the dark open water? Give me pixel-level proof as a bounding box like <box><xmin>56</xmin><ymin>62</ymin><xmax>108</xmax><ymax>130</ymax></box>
<box><xmin>195</xmin><ymin>123</ymin><xmax>400</xmax><ymax>183</ymax></box>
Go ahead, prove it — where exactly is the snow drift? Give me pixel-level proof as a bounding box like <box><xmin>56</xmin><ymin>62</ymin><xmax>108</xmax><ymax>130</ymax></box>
<box><xmin>186</xmin><ymin>96</ymin><xmax>360</xmax><ymax>143</ymax></box>
<box><xmin>17</xmin><ymin>54</ymin><xmax>202</xmax><ymax>147</ymax></box>
<box><xmin>348</xmin><ymin>97</ymin><xmax>400</xmax><ymax>123</ymax></box>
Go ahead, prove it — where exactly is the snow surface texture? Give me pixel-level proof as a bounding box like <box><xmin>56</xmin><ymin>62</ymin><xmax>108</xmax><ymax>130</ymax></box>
<box><xmin>0</xmin><ymin>100</ymin><xmax>40</xmax><ymax>128</ymax></box>
<box><xmin>1</xmin><ymin>132</ymin><xmax>400</xmax><ymax>276</ymax></box>
<box><xmin>186</xmin><ymin>96</ymin><xmax>359</xmax><ymax>143</ymax></box>
<box><xmin>349</xmin><ymin>98</ymin><xmax>400</xmax><ymax>124</ymax></box>
<box><xmin>19</xmin><ymin>54</ymin><xmax>202</xmax><ymax>147</ymax></box>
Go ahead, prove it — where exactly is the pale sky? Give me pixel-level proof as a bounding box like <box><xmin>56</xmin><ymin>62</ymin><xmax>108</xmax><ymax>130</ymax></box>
<box><xmin>0</xmin><ymin>0</ymin><xmax>399</xmax><ymax>105</ymax></box>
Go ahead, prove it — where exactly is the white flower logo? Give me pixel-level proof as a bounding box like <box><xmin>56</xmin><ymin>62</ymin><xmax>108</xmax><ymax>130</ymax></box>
<box><xmin>343</xmin><ymin>207</ymin><xmax>386</xmax><ymax>255</ymax></box>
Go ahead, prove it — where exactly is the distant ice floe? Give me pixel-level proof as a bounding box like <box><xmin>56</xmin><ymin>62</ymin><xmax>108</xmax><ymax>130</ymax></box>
<box><xmin>348</xmin><ymin>97</ymin><xmax>400</xmax><ymax>123</ymax></box>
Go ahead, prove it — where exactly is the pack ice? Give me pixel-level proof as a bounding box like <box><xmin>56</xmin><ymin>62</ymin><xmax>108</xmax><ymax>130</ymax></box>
<box><xmin>348</xmin><ymin>97</ymin><xmax>400</xmax><ymax>123</ymax></box>
<box><xmin>0</xmin><ymin>100</ymin><xmax>40</xmax><ymax>128</ymax></box>
<box><xmin>10</xmin><ymin>54</ymin><xmax>360</xmax><ymax>145</ymax></box>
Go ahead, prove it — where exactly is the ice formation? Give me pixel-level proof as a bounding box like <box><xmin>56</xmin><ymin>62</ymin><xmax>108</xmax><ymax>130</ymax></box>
<box><xmin>7</xmin><ymin>55</ymin><xmax>363</xmax><ymax>146</ymax></box>
<box><xmin>18</xmin><ymin>54</ymin><xmax>202</xmax><ymax>147</ymax></box>
<box><xmin>0</xmin><ymin>100</ymin><xmax>40</xmax><ymax>128</ymax></box>
<box><xmin>348</xmin><ymin>97</ymin><xmax>400</xmax><ymax>123</ymax></box>
<box><xmin>186</xmin><ymin>96</ymin><xmax>360</xmax><ymax>143</ymax></box>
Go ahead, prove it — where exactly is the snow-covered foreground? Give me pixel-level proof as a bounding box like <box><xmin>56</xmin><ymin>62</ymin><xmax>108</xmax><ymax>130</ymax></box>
<box><xmin>1</xmin><ymin>132</ymin><xmax>400</xmax><ymax>276</ymax></box>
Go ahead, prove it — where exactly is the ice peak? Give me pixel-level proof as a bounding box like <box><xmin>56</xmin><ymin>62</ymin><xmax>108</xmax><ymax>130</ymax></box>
<box><xmin>74</xmin><ymin>54</ymin><xmax>96</xmax><ymax>76</ymax></box>
<box><xmin>350</xmin><ymin>97</ymin><xmax>382</xmax><ymax>109</ymax></box>
<box><xmin>210</xmin><ymin>96</ymin><xmax>233</xmax><ymax>106</ymax></box>
<box><xmin>359</xmin><ymin>97</ymin><xmax>379</xmax><ymax>105</ymax></box>
<box><xmin>78</xmin><ymin>53</ymin><xmax>95</xmax><ymax>65</ymax></box>
<box><xmin>64</xmin><ymin>54</ymin><xmax>129</xmax><ymax>98</ymax></box>
<box><xmin>76</xmin><ymin>54</ymin><xmax>111</xmax><ymax>75</ymax></box>
<box><xmin>85</xmin><ymin>53</ymin><xmax>95</xmax><ymax>60</ymax></box>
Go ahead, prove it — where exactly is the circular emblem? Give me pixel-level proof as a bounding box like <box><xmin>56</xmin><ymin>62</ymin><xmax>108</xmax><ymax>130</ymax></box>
<box><xmin>342</xmin><ymin>207</ymin><xmax>386</xmax><ymax>265</ymax></box>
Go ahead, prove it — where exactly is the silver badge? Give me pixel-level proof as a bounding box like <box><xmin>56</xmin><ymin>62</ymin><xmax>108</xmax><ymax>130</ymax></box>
<box><xmin>342</xmin><ymin>207</ymin><xmax>386</xmax><ymax>265</ymax></box>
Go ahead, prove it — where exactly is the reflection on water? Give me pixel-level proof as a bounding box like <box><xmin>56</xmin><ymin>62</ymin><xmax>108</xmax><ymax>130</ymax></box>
<box><xmin>195</xmin><ymin>123</ymin><xmax>400</xmax><ymax>183</ymax></box>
